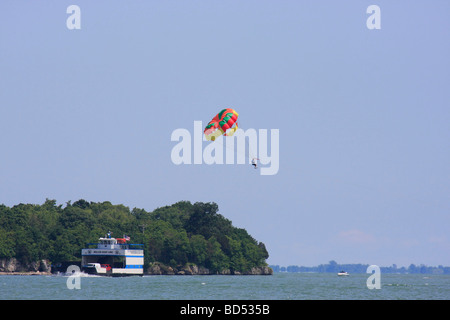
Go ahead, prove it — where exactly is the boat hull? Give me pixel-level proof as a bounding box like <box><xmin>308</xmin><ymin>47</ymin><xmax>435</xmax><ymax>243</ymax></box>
<box><xmin>82</xmin><ymin>264</ymin><xmax>143</xmax><ymax>277</ymax></box>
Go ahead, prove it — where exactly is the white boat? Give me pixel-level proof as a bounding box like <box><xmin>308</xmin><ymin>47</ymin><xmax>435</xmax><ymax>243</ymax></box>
<box><xmin>81</xmin><ymin>232</ymin><xmax>144</xmax><ymax>276</ymax></box>
<box><xmin>337</xmin><ymin>271</ymin><xmax>349</xmax><ymax>276</ymax></box>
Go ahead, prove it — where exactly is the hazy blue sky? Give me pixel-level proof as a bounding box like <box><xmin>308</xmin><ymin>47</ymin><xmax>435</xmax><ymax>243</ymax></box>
<box><xmin>1</xmin><ymin>1</ymin><xmax>449</xmax><ymax>267</ymax></box>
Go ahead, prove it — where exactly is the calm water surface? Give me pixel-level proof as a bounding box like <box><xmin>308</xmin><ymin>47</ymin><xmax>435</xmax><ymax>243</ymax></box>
<box><xmin>0</xmin><ymin>272</ymin><xmax>448</xmax><ymax>300</ymax></box>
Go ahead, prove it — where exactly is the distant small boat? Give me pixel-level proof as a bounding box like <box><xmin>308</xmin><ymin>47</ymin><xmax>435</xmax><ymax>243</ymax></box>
<box><xmin>337</xmin><ymin>271</ymin><xmax>349</xmax><ymax>276</ymax></box>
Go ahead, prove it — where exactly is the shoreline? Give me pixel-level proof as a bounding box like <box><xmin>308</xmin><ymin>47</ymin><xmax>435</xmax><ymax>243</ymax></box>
<box><xmin>0</xmin><ymin>271</ymin><xmax>272</xmax><ymax>276</ymax></box>
<box><xmin>0</xmin><ymin>271</ymin><xmax>52</xmax><ymax>276</ymax></box>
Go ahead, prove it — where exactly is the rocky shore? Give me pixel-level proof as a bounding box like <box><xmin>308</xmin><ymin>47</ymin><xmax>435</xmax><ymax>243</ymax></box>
<box><xmin>0</xmin><ymin>271</ymin><xmax>52</xmax><ymax>275</ymax></box>
<box><xmin>0</xmin><ymin>258</ymin><xmax>51</xmax><ymax>274</ymax></box>
<box><xmin>0</xmin><ymin>258</ymin><xmax>272</xmax><ymax>275</ymax></box>
<box><xmin>146</xmin><ymin>263</ymin><xmax>273</xmax><ymax>275</ymax></box>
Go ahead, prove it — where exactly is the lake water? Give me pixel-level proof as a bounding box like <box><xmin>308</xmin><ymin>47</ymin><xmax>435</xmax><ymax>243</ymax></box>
<box><xmin>1</xmin><ymin>272</ymin><xmax>448</xmax><ymax>300</ymax></box>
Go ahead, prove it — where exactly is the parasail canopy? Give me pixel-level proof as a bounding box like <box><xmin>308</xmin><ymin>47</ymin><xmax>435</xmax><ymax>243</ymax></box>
<box><xmin>204</xmin><ymin>108</ymin><xmax>239</xmax><ymax>141</ymax></box>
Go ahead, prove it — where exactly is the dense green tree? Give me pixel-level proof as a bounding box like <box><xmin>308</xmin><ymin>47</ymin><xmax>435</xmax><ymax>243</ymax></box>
<box><xmin>0</xmin><ymin>199</ymin><xmax>270</xmax><ymax>273</ymax></box>
<box><xmin>0</xmin><ymin>228</ymin><xmax>15</xmax><ymax>259</ymax></box>
<box><xmin>205</xmin><ymin>236</ymin><xmax>230</xmax><ymax>272</ymax></box>
<box><xmin>189</xmin><ymin>234</ymin><xmax>208</xmax><ymax>266</ymax></box>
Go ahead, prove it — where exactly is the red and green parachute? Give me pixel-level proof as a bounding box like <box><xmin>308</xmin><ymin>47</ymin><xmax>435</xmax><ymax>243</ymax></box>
<box><xmin>204</xmin><ymin>108</ymin><xmax>239</xmax><ymax>141</ymax></box>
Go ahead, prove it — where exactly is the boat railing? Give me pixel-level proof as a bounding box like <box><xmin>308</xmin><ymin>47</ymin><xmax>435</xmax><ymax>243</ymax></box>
<box><xmin>84</xmin><ymin>243</ymin><xmax>144</xmax><ymax>249</ymax></box>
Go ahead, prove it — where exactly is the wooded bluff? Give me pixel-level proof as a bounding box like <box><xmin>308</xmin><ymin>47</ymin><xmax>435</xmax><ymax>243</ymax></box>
<box><xmin>0</xmin><ymin>199</ymin><xmax>271</xmax><ymax>275</ymax></box>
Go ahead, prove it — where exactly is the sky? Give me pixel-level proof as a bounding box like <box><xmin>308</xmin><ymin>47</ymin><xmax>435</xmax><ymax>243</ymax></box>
<box><xmin>1</xmin><ymin>0</ymin><xmax>449</xmax><ymax>268</ymax></box>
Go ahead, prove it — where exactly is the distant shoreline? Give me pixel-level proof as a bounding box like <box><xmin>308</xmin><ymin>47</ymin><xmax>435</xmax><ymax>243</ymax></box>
<box><xmin>270</xmin><ymin>262</ymin><xmax>450</xmax><ymax>275</ymax></box>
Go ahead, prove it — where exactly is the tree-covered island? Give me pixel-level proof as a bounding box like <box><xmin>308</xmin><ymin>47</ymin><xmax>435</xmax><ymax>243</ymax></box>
<box><xmin>0</xmin><ymin>199</ymin><xmax>272</xmax><ymax>275</ymax></box>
